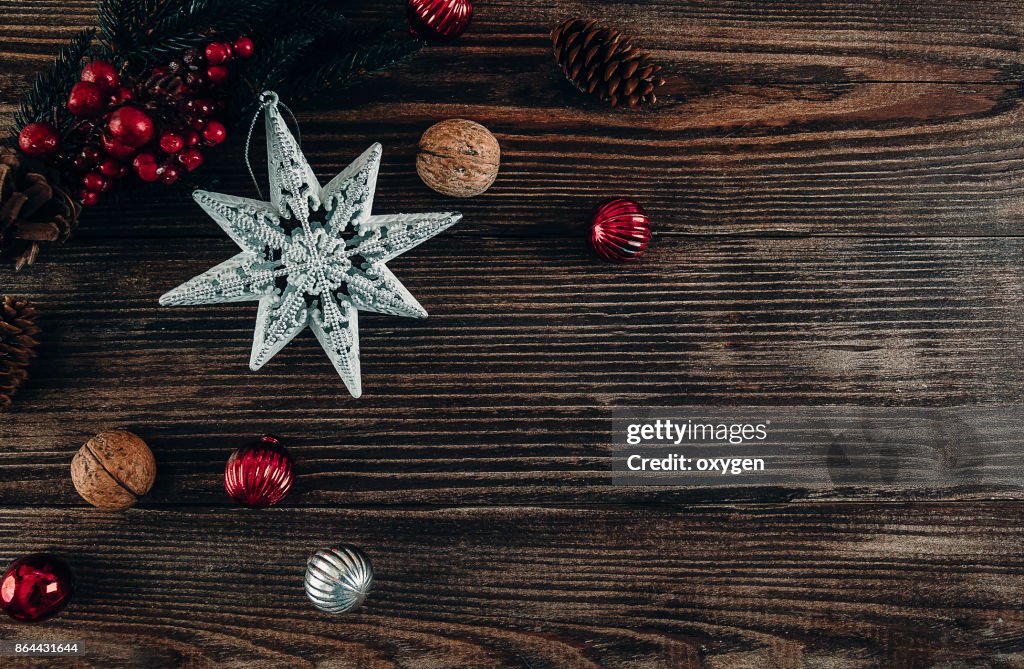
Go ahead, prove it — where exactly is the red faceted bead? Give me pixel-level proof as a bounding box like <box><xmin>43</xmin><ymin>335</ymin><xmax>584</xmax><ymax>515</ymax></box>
<box><xmin>1</xmin><ymin>554</ymin><xmax>74</xmax><ymax>622</ymax></box>
<box><xmin>224</xmin><ymin>435</ymin><xmax>294</xmax><ymax>508</ymax></box>
<box><xmin>17</xmin><ymin>122</ymin><xmax>60</xmax><ymax>158</ymax></box>
<box><xmin>205</xmin><ymin>42</ymin><xmax>232</xmax><ymax>64</ymax></box>
<box><xmin>589</xmin><ymin>197</ymin><xmax>652</xmax><ymax>262</ymax></box>
<box><xmin>202</xmin><ymin>121</ymin><xmax>226</xmax><ymax>146</ymax></box>
<box><xmin>67</xmin><ymin>81</ymin><xmax>105</xmax><ymax>118</ymax></box>
<box><xmin>159</xmin><ymin>132</ymin><xmax>184</xmax><ymax>154</ymax></box>
<box><xmin>233</xmin><ymin>36</ymin><xmax>254</xmax><ymax>59</ymax></box>
<box><xmin>80</xmin><ymin>60</ymin><xmax>120</xmax><ymax>91</ymax></box>
<box><xmin>178</xmin><ymin>147</ymin><xmax>204</xmax><ymax>172</ymax></box>
<box><xmin>407</xmin><ymin>0</ymin><xmax>473</xmax><ymax>40</ymax></box>
<box><xmin>109</xmin><ymin>106</ymin><xmax>155</xmax><ymax>148</ymax></box>
<box><xmin>206</xmin><ymin>65</ymin><xmax>230</xmax><ymax>85</ymax></box>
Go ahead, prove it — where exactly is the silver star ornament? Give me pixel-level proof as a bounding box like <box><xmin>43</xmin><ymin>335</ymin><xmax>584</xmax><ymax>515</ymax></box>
<box><xmin>160</xmin><ymin>92</ymin><xmax>461</xmax><ymax>398</ymax></box>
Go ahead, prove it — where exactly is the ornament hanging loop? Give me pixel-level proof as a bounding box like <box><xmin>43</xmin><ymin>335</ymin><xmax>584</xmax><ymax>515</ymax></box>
<box><xmin>244</xmin><ymin>90</ymin><xmax>301</xmax><ymax>200</ymax></box>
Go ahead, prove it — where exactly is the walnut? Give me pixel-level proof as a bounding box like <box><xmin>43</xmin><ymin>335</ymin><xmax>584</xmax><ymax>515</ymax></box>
<box><xmin>416</xmin><ymin>119</ymin><xmax>500</xmax><ymax>197</ymax></box>
<box><xmin>71</xmin><ymin>430</ymin><xmax>156</xmax><ymax>510</ymax></box>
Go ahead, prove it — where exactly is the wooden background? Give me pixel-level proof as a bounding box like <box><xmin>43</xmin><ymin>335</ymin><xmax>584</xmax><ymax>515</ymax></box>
<box><xmin>2</xmin><ymin>0</ymin><xmax>1024</xmax><ymax>666</ymax></box>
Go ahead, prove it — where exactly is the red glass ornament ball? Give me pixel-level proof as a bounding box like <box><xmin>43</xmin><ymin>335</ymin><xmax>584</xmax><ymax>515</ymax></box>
<box><xmin>101</xmin><ymin>133</ymin><xmax>137</xmax><ymax>160</ymax></box>
<box><xmin>202</xmin><ymin>121</ymin><xmax>227</xmax><ymax>146</ymax></box>
<box><xmin>1</xmin><ymin>554</ymin><xmax>74</xmax><ymax>622</ymax></box>
<box><xmin>17</xmin><ymin>122</ymin><xmax>60</xmax><ymax>158</ymax></box>
<box><xmin>206</xmin><ymin>65</ymin><xmax>230</xmax><ymax>85</ymax></box>
<box><xmin>133</xmin><ymin>153</ymin><xmax>159</xmax><ymax>182</ymax></box>
<box><xmin>83</xmin><ymin>171</ymin><xmax>109</xmax><ymax>193</ymax></box>
<box><xmin>159</xmin><ymin>132</ymin><xmax>185</xmax><ymax>154</ymax></box>
<box><xmin>233</xmin><ymin>36</ymin><xmax>254</xmax><ymax>59</ymax></box>
<box><xmin>67</xmin><ymin>81</ymin><xmax>106</xmax><ymax>118</ymax></box>
<box><xmin>178</xmin><ymin>147</ymin><xmax>204</xmax><ymax>172</ymax></box>
<box><xmin>205</xmin><ymin>41</ymin><xmax>232</xmax><ymax>64</ymax></box>
<box><xmin>108</xmin><ymin>106</ymin><xmax>155</xmax><ymax>148</ymax></box>
<box><xmin>407</xmin><ymin>0</ymin><xmax>473</xmax><ymax>40</ymax></box>
<box><xmin>589</xmin><ymin>197</ymin><xmax>652</xmax><ymax>262</ymax></box>
<box><xmin>80</xmin><ymin>60</ymin><xmax>120</xmax><ymax>91</ymax></box>
<box><xmin>224</xmin><ymin>435</ymin><xmax>294</xmax><ymax>508</ymax></box>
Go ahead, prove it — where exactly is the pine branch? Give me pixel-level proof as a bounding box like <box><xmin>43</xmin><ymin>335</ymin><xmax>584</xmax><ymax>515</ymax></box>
<box><xmin>14</xmin><ymin>29</ymin><xmax>96</xmax><ymax>132</ymax></box>
<box><xmin>132</xmin><ymin>0</ymin><xmax>281</xmax><ymax>66</ymax></box>
<box><xmin>280</xmin><ymin>28</ymin><xmax>423</xmax><ymax>103</ymax></box>
<box><xmin>96</xmin><ymin>0</ymin><xmax>157</xmax><ymax>58</ymax></box>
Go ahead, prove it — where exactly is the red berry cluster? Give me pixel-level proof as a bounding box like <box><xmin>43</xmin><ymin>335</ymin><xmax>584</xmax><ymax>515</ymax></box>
<box><xmin>16</xmin><ymin>36</ymin><xmax>254</xmax><ymax>207</ymax></box>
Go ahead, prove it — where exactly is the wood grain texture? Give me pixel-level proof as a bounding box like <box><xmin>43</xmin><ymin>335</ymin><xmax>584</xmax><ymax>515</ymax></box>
<box><xmin>1</xmin><ymin>235</ymin><xmax>1024</xmax><ymax>505</ymax></box>
<box><xmin>1</xmin><ymin>504</ymin><xmax>1023</xmax><ymax>668</ymax></box>
<box><xmin>1</xmin><ymin>0</ymin><xmax>1023</xmax><ymax>666</ymax></box>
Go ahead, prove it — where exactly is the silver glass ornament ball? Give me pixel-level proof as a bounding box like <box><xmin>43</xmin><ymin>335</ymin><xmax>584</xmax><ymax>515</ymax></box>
<box><xmin>304</xmin><ymin>544</ymin><xmax>374</xmax><ymax>613</ymax></box>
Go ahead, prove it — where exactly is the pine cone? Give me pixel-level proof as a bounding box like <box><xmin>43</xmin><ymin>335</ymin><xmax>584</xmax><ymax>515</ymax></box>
<box><xmin>0</xmin><ymin>147</ymin><xmax>80</xmax><ymax>271</ymax></box>
<box><xmin>551</xmin><ymin>18</ymin><xmax>666</xmax><ymax>109</ymax></box>
<box><xmin>0</xmin><ymin>296</ymin><xmax>40</xmax><ymax>409</ymax></box>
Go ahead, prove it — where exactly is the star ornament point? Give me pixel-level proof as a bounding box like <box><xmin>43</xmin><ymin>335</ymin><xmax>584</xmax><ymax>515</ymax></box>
<box><xmin>160</xmin><ymin>98</ymin><xmax>461</xmax><ymax>398</ymax></box>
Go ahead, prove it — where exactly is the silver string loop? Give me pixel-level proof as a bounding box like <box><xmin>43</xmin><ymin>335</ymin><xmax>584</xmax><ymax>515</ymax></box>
<box><xmin>244</xmin><ymin>91</ymin><xmax>301</xmax><ymax>200</ymax></box>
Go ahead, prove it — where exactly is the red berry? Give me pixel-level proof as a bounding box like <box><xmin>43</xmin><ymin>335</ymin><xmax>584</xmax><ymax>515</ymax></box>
<box><xmin>108</xmin><ymin>106</ymin><xmax>154</xmax><ymax>148</ymax></box>
<box><xmin>67</xmin><ymin>82</ymin><xmax>105</xmax><ymax>117</ymax></box>
<box><xmin>178</xmin><ymin>147</ymin><xmax>204</xmax><ymax>172</ymax></box>
<box><xmin>83</xmin><ymin>171</ymin><xmax>109</xmax><ymax>193</ymax></box>
<box><xmin>203</xmin><ymin>120</ymin><xmax>226</xmax><ymax>146</ymax></box>
<box><xmin>233</xmin><ymin>36</ymin><xmax>254</xmax><ymax>59</ymax></box>
<box><xmin>99</xmin><ymin>159</ymin><xmax>127</xmax><ymax>179</ymax></box>
<box><xmin>195</xmin><ymin>100</ymin><xmax>215</xmax><ymax>117</ymax></box>
<box><xmin>160</xmin><ymin>163</ymin><xmax>181</xmax><ymax>185</ymax></box>
<box><xmin>183</xmin><ymin>130</ymin><xmax>201</xmax><ymax>146</ymax></box>
<box><xmin>159</xmin><ymin>132</ymin><xmax>184</xmax><ymax>154</ymax></box>
<box><xmin>108</xmin><ymin>86</ymin><xmax>133</xmax><ymax>107</ymax></box>
<box><xmin>205</xmin><ymin>42</ymin><xmax>232</xmax><ymax>64</ymax></box>
<box><xmin>80</xmin><ymin>60</ymin><xmax>120</xmax><ymax>91</ymax></box>
<box><xmin>101</xmin><ymin>133</ymin><xmax>136</xmax><ymax>160</ymax></box>
<box><xmin>206</xmin><ymin>65</ymin><xmax>230</xmax><ymax>85</ymax></box>
<box><xmin>79</xmin><ymin>189</ymin><xmax>100</xmax><ymax>206</ymax></box>
<box><xmin>133</xmin><ymin>153</ymin><xmax>159</xmax><ymax>182</ymax></box>
<box><xmin>17</xmin><ymin>122</ymin><xmax>60</xmax><ymax>158</ymax></box>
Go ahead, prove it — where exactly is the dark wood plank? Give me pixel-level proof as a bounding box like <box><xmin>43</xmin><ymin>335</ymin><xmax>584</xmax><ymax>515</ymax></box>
<box><xmin>1</xmin><ymin>236</ymin><xmax>1022</xmax><ymax>505</ymax></box>
<box><xmin>1</xmin><ymin>504</ymin><xmax>1022</xmax><ymax>668</ymax></box>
